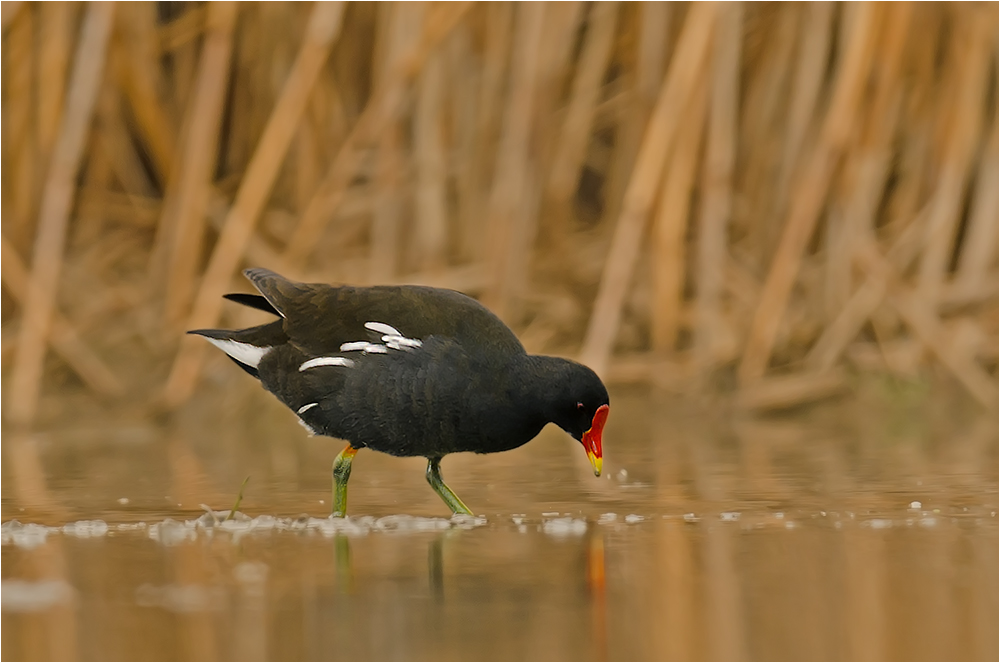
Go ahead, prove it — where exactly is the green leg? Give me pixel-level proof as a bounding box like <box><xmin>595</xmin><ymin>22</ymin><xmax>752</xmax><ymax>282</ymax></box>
<box><xmin>332</xmin><ymin>444</ymin><xmax>358</xmax><ymax>517</ymax></box>
<box><xmin>425</xmin><ymin>457</ymin><xmax>473</xmax><ymax>516</ymax></box>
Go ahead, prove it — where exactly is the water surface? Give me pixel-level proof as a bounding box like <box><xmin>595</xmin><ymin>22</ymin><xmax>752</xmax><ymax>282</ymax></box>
<box><xmin>3</xmin><ymin>385</ymin><xmax>997</xmax><ymax>660</ymax></box>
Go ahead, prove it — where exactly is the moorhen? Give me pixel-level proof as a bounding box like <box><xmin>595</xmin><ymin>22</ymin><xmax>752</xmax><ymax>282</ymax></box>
<box><xmin>191</xmin><ymin>268</ymin><xmax>609</xmax><ymax>516</ymax></box>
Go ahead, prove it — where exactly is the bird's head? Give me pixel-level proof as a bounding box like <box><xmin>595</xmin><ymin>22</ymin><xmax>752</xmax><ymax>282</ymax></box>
<box><xmin>574</xmin><ymin>401</ymin><xmax>609</xmax><ymax>477</ymax></box>
<box><xmin>543</xmin><ymin>360</ymin><xmax>609</xmax><ymax>477</ymax></box>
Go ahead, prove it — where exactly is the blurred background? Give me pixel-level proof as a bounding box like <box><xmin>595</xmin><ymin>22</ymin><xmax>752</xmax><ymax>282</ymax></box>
<box><xmin>1</xmin><ymin>2</ymin><xmax>998</xmax><ymax>661</ymax></box>
<box><xmin>1</xmin><ymin>0</ymin><xmax>997</xmax><ymax>422</ymax></box>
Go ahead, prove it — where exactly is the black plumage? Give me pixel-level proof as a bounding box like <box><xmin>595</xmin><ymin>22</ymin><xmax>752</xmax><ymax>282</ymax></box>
<box><xmin>190</xmin><ymin>268</ymin><xmax>610</xmax><ymax>515</ymax></box>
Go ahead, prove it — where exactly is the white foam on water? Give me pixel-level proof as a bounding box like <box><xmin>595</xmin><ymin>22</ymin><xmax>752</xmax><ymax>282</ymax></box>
<box><xmin>375</xmin><ymin>515</ymin><xmax>453</xmax><ymax>532</ymax></box>
<box><xmin>116</xmin><ymin>523</ymin><xmax>147</xmax><ymax>531</ymax></box>
<box><xmin>1</xmin><ymin>521</ymin><xmax>55</xmax><ymax>549</ymax></box>
<box><xmin>62</xmin><ymin>520</ymin><xmax>109</xmax><ymax>538</ymax></box>
<box><xmin>311</xmin><ymin>516</ymin><xmax>377</xmax><ymax>537</ymax></box>
<box><xmin>248</xmin><ymin>515</ymin><xmax>279</xmax><ymax>530</ymax></box>
<box><xmin>451</xmin><ymin>514</ymin><xmax>487</xmax><ymax>529</ymax></box>
<box><xmin>542</xmin><ymin>517</ymin><xmax>587</xmax><ymax>537</ymax></box>
<box><xmin>625</xmin><ymin>514</ymin><xmax>644</xmax><ymax>524</ymax></box>
<box><xmin>131</xmin><ymin>513</ymin><xmax>490</xmax><ymax>540</ymax></box>
<box><xmin>148</xmin><ymin>519</ymin><xmax>197</xmax><ymax>546</ymax></box>
<box><xmin>2</xmin><ymin>512</ymin><xmax>561</xmax><ymax>547</ymax></box>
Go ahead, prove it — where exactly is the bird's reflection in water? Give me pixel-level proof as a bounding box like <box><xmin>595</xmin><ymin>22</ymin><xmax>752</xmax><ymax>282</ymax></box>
<box><xmin>333</xmin><ymin>533</ymin><xmax>352</xmax><ymax>594</ymax></box>
<box><xmin>328</xmin><ymin>528</ymin><xmax>453</xmax><ymax>600</ymax></box>
<box><xmin>587</xmin><ymin>529</ymin><xmax>609</xmax><ymax>661</ymax></box>
<box><xmin>429</xmin><ymin>535</ymin><xmax>444</xmax><ymax>599</ymax></box>
<box><xmin>428</xmin><ymin>529</ymin><xmax>469</xmax><ymax>600</ymax></box>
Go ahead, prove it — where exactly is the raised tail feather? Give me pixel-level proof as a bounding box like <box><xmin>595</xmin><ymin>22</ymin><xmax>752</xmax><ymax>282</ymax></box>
<box><xmin>242</xmin><ymin>268</ymin><xmax>314</xmax><ymax>319</ymax></box>
<box><xmin>223</xmin><ymin>293</ymin><xmax>279</xmax><ymax>315</ymax></box>
<box><xmin>187</xmin><ymin>268</ymin><xmax>297</xmax><ymax>380</ymax></box>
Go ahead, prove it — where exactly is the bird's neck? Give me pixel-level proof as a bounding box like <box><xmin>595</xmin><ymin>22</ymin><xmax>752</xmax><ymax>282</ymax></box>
<box><xmin>469</xmin><ymin>354</ymin><xmax>574</xmax><ymax>452</ymax></box>
<box><xmin>515</xmin><ymin>354</ymin><xmax>580</xmax><ymax>425</ymax></box>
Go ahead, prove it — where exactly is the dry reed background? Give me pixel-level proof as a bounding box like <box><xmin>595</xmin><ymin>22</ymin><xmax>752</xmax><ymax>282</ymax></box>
<box><xmin>1</xmin><ymin>1</ymin><xmax>998</xmax><ymax>430</ymax></box>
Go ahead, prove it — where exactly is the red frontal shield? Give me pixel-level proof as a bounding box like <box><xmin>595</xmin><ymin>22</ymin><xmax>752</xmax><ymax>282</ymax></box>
<box><xmin>581</xmin><ymin>404</ymin><xmax>608</xmax><ymax>476</ymax></box>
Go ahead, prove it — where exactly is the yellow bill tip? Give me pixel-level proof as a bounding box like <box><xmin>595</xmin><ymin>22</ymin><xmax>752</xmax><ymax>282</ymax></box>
<box><xmin>588</xmin><ymin>451</ymin><xmax>602</xmax><ymax>477</ymax></box>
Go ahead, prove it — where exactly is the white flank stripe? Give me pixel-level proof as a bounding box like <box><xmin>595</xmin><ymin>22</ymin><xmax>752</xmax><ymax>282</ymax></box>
<box><xmin>382</xmin><ymin>334</ymin><xmax>422</xmax><ymax>348</ymax></box>
<box><xmin>297</xmin><ymin>402</ymin><xmax>318</xmax><ymax>414</ymax></box>
<box><xmin>299</xmin><ymin>357</ymin><xmax>355</xmax><ymax>371</ymax></box>
<box><xmin>204</xmin><ymin>338</ymin><xmax>270</xmax><ymax>368</ymax></box>
<box><xmin>365</xmin><ymin>321</ymin><xmax>401</xmax><ymax>337</ymax></box>
<box><xmin>341</xmin><ymin>341</ymin><xmax>393</xmax><ymax>354</ymax></box>
<box><xmin>297</xmin><ymin>418</ymin><xmax>317</xmax><ymax>436</ymax></box>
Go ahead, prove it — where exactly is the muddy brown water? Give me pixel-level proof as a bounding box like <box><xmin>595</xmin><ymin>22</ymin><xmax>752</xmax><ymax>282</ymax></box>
<box><xmin>2</xmin><ymin>384</ymin><xmax>998</xmax><ymax>660</ymax></box>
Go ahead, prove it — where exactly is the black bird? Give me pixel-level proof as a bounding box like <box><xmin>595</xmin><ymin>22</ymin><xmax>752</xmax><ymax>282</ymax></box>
<box><xmin>190</xmin><ymin>268</ymin><xmax>609</xmax><ymax>517</ymax></box>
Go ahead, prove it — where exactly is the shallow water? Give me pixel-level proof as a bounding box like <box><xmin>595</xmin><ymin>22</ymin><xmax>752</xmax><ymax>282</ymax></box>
<box><xmin>2</xmin><ymin>385</ymin><xmax>998</xmax><ymax>660</ymax></box>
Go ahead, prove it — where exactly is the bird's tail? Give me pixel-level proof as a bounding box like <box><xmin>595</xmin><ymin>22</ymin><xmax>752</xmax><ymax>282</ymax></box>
<box><xmin>223</xmin><ymin>292</ymin><xmax>279</xmax><ymax>315</ymax></box>
<box><xmin>188</xmin><ymin>322</ymin><xmax>286</xmax><ymax>379</ymax></box>
<box><xmin>188</xmin><ymin>268</ymin><xmax>297</xmax><ymax>378</ymax></box>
